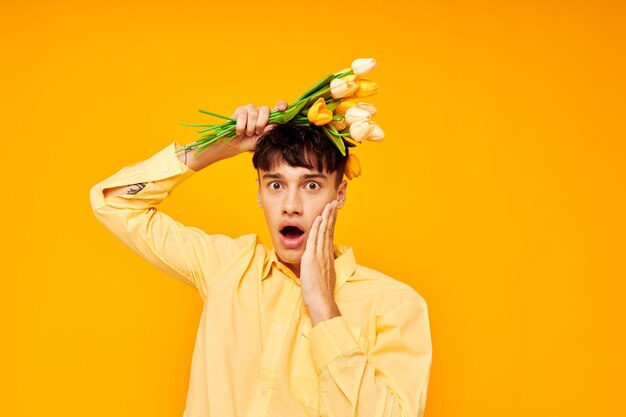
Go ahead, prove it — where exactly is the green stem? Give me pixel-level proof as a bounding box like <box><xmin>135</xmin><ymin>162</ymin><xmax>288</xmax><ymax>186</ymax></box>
<box><xmin>179</xmin><ymin>122</ymin><xmax>217</xmax><ymax>127</ymax></box>
<box><xmin>210</xmin><ymin>127</ymin><xmax>236</xmax><ymax>141</ymax></box>
<box><xmin>333</xmin><ymin>69</ymin><xmax>354</xmax><ymax>79</ymax></box>
<box><xmin>198</xmin><ymin>109</ymin><xmax>236</xmax><ymax>121</ymax></box>
<box><xmin>220</xmin><ymin>131</ymin><xmax>239</xmax><ymax>143</ymax></box>
<box><xmin>305</xmin><ymin>86</ymin><xmax>331</xmax><ymax>106</ymax></box>
<box><xmin>198</xmin><ymin>120</ymin><xmax>232</xmax><ymax>133</ymax></box>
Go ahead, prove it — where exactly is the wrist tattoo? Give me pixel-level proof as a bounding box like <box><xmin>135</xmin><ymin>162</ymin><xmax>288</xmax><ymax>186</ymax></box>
<box><xmin>127</xmin><ymin>182</ymin><xmax>147</xmax><ymax>195</ymax></box>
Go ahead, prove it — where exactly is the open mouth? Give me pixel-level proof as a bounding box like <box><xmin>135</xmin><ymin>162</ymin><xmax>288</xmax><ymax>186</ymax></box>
<box><xmin>280</xmin><ymin>225</ymin><xmax>305</xmax><ymax>239</ymax></box>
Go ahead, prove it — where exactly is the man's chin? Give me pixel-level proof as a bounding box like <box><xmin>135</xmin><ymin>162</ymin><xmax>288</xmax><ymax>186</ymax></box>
<box><xmin>275</xmin><ymin>247</ymin><xmax>303</xmax><ymax>266</ymax></box>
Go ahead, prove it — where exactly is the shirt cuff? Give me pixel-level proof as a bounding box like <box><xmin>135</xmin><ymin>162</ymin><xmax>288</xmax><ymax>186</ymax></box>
<box><xmin>309</xmin><ymin>315</ymin><xmax>361</xmax><ymax>372</ymax></box>
<box><xmin>146</xmin><ymin>141</ymin><xmax>196</xmax><ymax>182</ymax></box>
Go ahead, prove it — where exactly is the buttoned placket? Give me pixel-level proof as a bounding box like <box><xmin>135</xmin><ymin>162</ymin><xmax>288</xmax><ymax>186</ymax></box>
<box><xmin>245</xmin><ymin>274</ymin><xmax>302</xmax><ymax>417</ymax></box>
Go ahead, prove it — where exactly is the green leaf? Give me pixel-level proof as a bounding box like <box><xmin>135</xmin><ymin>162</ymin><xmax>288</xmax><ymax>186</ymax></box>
<box><xmin>326</xmin><ymin>99</ymin><xmax>341</xmax><ymax>112</ymax></box>
<box><xmin>179</xmin><ymin>122</ymin><xmax>217</xmax><ymax>127</ymax></box>
<box><xmin>271</xmin><ymin>99</ymin><xmax>309</xmax><ymax>124</ymax></box>
<box><xmin>333</xmin><ymin>68</ymin><xmax>353</xmax><ymax>79</ymax></box>
<box><xmin>305</xmin><ymin>86</ymin><xmax>331</xmax><ymax>106</ymax></box>
<box><xmin>198</xmin><ymin>109</ymin><xmax>236</xmax><ymax>121</ymax></box>
<box><xmin>322</xmin><ymin>125</ymin><xmax>346</xmax><ymax>156</ymax></box>
<box><xmin>295</xmin><ymin>73</ymin><xmax>334</xmax><ymax>101</ymax></box>
<box><xmin>198</xmin><ymin>120</ymin><xmax>231</xmax><ymax>133</ymax></box>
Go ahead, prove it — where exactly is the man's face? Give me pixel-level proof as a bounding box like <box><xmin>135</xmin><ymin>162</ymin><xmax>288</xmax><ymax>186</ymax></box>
<box><xmin>257</xmin><ymin>162</ymin><xmax>347</xmax><ymax>272</ymax></box>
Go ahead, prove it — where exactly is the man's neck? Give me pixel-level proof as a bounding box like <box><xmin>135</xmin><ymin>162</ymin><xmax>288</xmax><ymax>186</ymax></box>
<box><xmin>284</xmin><ymin>261</ymin><xmax>301</xmax><ymax>278</ymax></box>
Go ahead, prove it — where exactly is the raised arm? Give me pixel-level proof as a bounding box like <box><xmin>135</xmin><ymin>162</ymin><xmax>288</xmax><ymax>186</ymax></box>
<box><xmin>103</xmin><ymin>101</ymin><xmax>288</xmax><ymax>197</ymax></box>
<box><xmin>90</xmin><ymin>101</ymin><xmax>287</xmax><ymax>301</ymax></box>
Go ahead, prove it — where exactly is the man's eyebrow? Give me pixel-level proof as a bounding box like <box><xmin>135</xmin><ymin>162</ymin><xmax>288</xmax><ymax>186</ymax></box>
<box><xmin>261</xmin><ymin>173</ymin><xmax>283</xmax><ymax>179</ymax></box>
<box><xmin>303</xmin><ymin>173</ymin><xmax>328</xmax><ymax>179</ymax></box>
<box><xmin>261</xmin><ymin>172</ymin><xmax>328</xmax><ymax>180</ymax></box>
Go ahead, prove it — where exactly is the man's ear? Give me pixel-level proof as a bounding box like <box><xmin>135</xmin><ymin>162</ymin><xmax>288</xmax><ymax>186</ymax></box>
<box><xmin>336</xmin><ymin>179</ymin><xmax>348</xmax><ymax>209</ymax></box>
<box><xmin>256</xmin><ymin>178</ymin><xmax>262</xmax><ymax>208</ymax></box>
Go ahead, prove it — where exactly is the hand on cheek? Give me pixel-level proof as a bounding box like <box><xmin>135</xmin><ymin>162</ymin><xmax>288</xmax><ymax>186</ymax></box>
<box><xmin>300</xmin><ymin>200</ymin><xmax>342</xmax><ymax>325</ymax></box>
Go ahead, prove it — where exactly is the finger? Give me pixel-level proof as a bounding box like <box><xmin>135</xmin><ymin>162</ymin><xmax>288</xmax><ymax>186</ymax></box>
<box><xmin>305</xmin><ymin>215</ymin><xmax>322</xmax><ymax>255</ymax></box>
<box><xmin>262</xmin><ymin>124</ymin><xmax>276</xmax><ymax>134</ymax></box>
<box><xmin>327</xmin><ymin>200</ymin><xmax>337</xmax><ymax>253</ymax></box>
<box><xmin>235</xmin><ymin>107</ymin><xmax>247</xmax><ymax>137</ymax></box>
<box><xmin>246</xmin><ymin>104</ymin><xmax>258</xmax><ymax>137</ymax></box>
<box><xmin>256</xmin><ymin>105</ymin><xmax>270</xmax><ymax>135</ymax></box>
<box><xmin>273</xmin><ymin>100</ymin><xmax>288</xmax><ymax>111</ymax></box>
<box><xmin>317</xmin><ymin>202</ymin><xmax>332</xmax><ymax>257</ymax></box>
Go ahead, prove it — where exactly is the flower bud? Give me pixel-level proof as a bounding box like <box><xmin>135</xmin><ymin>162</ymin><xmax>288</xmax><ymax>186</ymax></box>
<box><xmin>344</xmin><ymin>107</ymin><xmax>371</xmax><ymax>126</ymax></box>
<box><xmin>335</xmin><ymin>99</ymin><xmax>358</xmax><ymax>115</ymax></box>
<box><xmin>349</xmin><ymin>120</ymin><xmax>376</xmax><ymax>142</ymax></box>
<box><xmin>344</xmin><ymin>153</ymin><xmax>361</xmax><ymax>180</ymax></box>
<box><xmin>307</xmin><ymin>97</ymin><xmax>333</xmax><ymax>126</ymax></box>
<box><xmin>351</xmin><ymin>58</ymin><xmax>377</xmax><ymax>76</ymax></box>
<box><xmin>367</xmin><ymin>122</ymin><xmax>385</xmax><ymax>141</ymax></box>
<box><xmin>356</xmin><ymin>102</ymin><xmax>377</xmax><ymax>116</ymax></box>
<box><xmin>331</xmin><ymin>118</ymin><xmax>347</xmax><ymax>131</ymax></box>
<box><xmin>354</xmin><ymin>80</ymin><xmax>378</xmax><ymax>98</ymax></box>
<box><xmin>330</xmin><ymin>75</ymin><xmax>359</xmax><ymax>99</ymax></box>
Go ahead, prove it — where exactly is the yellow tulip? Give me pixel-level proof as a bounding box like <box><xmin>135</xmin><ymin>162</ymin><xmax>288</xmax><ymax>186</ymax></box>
<box><xmin>344</xmin><ymin>153</ymin><xmax>362</xmax><ymax>180</ymax></box>
<box><xmin>335</xmin><ymin>98</ymin><xmax>358</xmax><ymax>115</ymax></box>
<box><xmin>351</xmin><ymin>58</ymin><xmax>377</xmax><ymax>76</ymax></box>
<box><xmin>354</xmin><ymin>80</ymin><xmax>378</xmax><ymax>97</ymax></box>
<box><xmin>307</xmin><ymin>97</ymin><xmax>333</xmax><ymax>126</ymax></box>
<box><xmin>330</xmin><ymin>74</ymin><xmax>359</xmax><ymax>99</ymax></box>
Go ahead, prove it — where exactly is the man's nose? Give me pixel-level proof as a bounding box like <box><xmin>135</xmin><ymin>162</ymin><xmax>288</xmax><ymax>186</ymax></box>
<box><xmin>282</xmin><ymin>189</ymin><xmax>303</xmax><ymax>215</ymax></box>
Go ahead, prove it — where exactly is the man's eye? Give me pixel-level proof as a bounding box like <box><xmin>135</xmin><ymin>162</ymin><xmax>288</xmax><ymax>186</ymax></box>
<box><xmin>305</xmin><ymin>182</ymin><xmax>319</xmax><ymax>190</ymax></box>
<box><xmin>270</xmin><ymin>182</ymin><xmax>281</xmax><ymax>190</ymax></box>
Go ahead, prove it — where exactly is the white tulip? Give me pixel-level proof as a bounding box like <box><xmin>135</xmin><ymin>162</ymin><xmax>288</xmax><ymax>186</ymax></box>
<box><xmin>356</xmin><ymin>102</ymin><xmax>378</xmax><ymax>116</ymax></box>
<box><xmin>349</xmin><ymin>120</ymin><xmax>376</xmax><ymax>142</ymax></box>
<box><xmin>367</xmin><ymin>122</ymin><xmax>385</xmax><ymax>141</ymax></box>
<box><xmin>344</xmin><ymin>107</ymin><xmax>371</xmax><ymax>126</ymax></box>
<box><xmin>351</xmin><ymin>58</ymin><xmax>377</xmax><ymax>76</ymax></box>
<box><xmin>330</xmin><ymin>75</ymin><xmax>358</xmax><ymax>99</ymax></box>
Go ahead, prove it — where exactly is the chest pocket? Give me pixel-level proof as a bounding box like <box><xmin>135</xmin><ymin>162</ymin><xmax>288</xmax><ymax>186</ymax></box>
<box><xmin>291</xmin><ymin>321</ymin><xmax>367</xmax><ymax>410</ymax></box>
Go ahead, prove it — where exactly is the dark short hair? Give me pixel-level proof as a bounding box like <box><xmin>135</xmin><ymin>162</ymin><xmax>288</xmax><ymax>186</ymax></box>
<box><xmin>252</xmin><ymin>122</ymin><xmax>348</xmax><ymax>187</ymax></box>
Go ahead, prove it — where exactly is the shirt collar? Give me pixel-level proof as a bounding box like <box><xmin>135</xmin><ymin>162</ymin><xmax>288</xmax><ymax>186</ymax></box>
<box><xmin>261</xmin><ymin>245</ymin><xmax>357</xmax><ymax>292</ymax></box>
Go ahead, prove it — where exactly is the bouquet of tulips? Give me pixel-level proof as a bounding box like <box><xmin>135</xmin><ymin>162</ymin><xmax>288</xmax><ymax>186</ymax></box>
<box><xmin>176</xmin><ymin>58</ymin><xmax>383</xmax><ymax>179</ymax></box>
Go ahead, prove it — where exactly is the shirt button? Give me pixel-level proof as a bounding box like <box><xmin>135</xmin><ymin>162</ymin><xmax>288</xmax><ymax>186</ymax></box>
<box><xmin>161</xmin><ymin>165</ymin><xmax>169</xmax><ymax>173</ymax></box>
<box><xmin>275</xmin><ymin>324</ymin><xmax>284</xmax><ymax>333</ymax></box>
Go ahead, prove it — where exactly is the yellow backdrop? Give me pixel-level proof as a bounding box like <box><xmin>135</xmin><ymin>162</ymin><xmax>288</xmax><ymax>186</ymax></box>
<box><xmin>2</xmin><ymin>1</ymin><xmax>624</xmax><ymax>416</ymax></box>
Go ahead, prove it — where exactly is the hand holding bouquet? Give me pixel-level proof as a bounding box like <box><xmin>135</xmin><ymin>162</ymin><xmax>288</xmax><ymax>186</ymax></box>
<box><xmin>176</xmin><ymin>58</ymin><xmax>384</xmax><ymax>179</ymax></box>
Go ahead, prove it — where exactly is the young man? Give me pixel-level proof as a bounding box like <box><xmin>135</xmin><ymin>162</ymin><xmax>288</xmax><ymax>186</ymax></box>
<box><xmin>90</xmin><ymin>101</ymin><xmax>432</xmax><ymax>417</ymax></box>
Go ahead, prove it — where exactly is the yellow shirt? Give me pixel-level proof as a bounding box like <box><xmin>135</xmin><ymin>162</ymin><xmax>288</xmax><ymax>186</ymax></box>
<box><xmin>89</xmin><ymin>142</ymin><xmax>433</xmax><ymax>417</ymax></box>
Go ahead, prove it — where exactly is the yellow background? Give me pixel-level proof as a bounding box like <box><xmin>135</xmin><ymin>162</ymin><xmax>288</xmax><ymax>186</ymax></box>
<box><xmin>2</xmin><ymin>1</ymin><xmax>624</xmax><ymax>416</ymax></box>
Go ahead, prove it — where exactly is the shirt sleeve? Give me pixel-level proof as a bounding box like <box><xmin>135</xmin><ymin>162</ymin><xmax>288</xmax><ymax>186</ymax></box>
<box><xmin>89</xmin><ymin>141</ymin><xmax>256</xmax><ymax>302</ymax></box>
<box><xmin>309</xmin><ymin>298</ymin><xmax>433</xmax><ymax>417</ymax></box>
